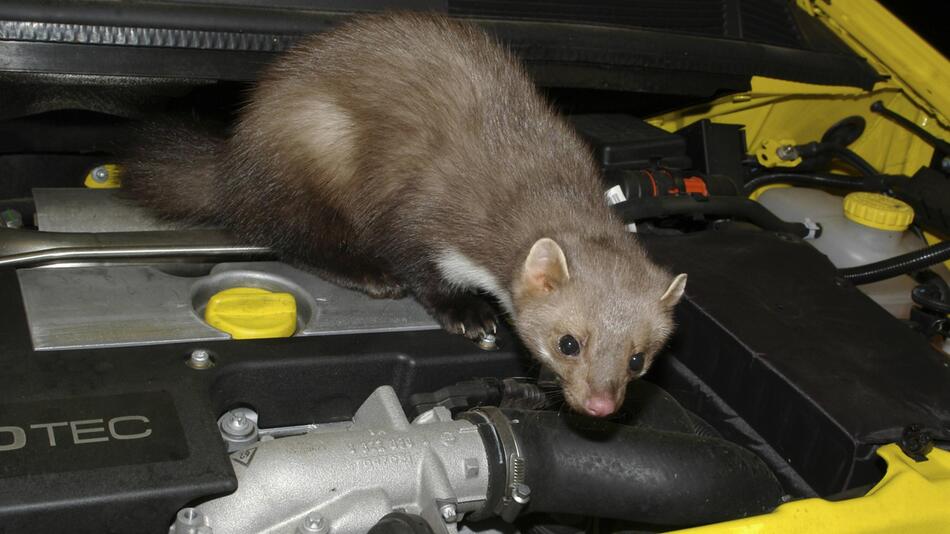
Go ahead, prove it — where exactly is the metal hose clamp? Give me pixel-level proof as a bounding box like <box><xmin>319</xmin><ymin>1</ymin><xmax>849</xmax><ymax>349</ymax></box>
<box><xmin>459</xmin><ymin>406</ymin><xmax>529</xmax><ymax>522</ymax></box>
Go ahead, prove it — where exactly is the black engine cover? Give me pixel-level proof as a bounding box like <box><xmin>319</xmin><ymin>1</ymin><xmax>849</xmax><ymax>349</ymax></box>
<box><xmin>642</xmin><ymin>230</ymin><xmax>950</xmax><ymax>495</ymax></box>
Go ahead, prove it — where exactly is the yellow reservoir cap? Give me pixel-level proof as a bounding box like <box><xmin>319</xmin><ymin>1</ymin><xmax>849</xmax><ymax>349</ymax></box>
<box><xmin>204</xmin><ymin>287</ymin><xmax>297</xmax><ymax>340</ymax></box>
<box><xmin>83</xmin><ymin>164</ymin><xmax>122</xmax><ymax>189</ymax></box>
<box><xmin>843</xmin><ymin>192</ymin><xmax>914</xmax><ymax>232</ymax></box>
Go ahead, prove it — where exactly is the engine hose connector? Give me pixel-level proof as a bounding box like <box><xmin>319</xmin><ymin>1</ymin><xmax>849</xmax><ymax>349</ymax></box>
<box><xmin>459</xmin><ymin>407</ymin><xmax>529</xmax><ymax>522</ymax></box>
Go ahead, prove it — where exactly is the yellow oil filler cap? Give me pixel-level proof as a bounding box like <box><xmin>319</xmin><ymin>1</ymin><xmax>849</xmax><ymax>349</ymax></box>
<box><xmin>204</xmin><ymin>287</ymin><xmax>297</xmax><ymax>339</ymax></box>
<box><xmin>843</xmin><ymin>192</ymin><xmax>914</xmax><ymax>232</ymax></box>
<box><xmin>84</xmin><ymin>164</ymin><xmax>122</xmax><ymax>189</ymax></box>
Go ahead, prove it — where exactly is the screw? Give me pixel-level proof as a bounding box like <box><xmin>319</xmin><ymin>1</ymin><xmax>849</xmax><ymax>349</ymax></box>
<box><xmin>187</xmin><ymin>349</ymin><xmax>214</xmax><ymax>369</ymax></box>
<box><xmin>440</xmin><ymin>503</ymin><xmax>458</xmax><ymax>523</ymax></box>
<box><xmin>899</xmin><ymin>424</ymin><xmax>933</xmax><ymax>462</ymax></box>
<box><xmin>511</xmin><ymin>483</ymin><xmax>531</xmax><ymax>505</ymax></box>
<box><xmin>218</xmin><ymin>408</ymin><xmax>259</xmax><ymax>450</ymax></box>
<box><xmin>298</xmin><ymin>512</ymin><xmax>330</xmax><ymax>533</ymax></box>
<box><xmin>172</xmin><ymin>508</ymin><xmax>206</xmax><ymax>533</ymax></box>
<box><xmin>942</xmin><ymin>156</ymin><xmax>950</xmax><ymax>173</ymax></box>
<box><xmin>221</xmin><ymin>410</ymin><xmax>254</xmax><ymax>438</ymax></box>
<box><xmin>177</xmin><ymin>508</ymin><xmax>201</xmax><ymax>525</ymax></box>
<box><xmin>775</xmin><ymin>144</ymin><xmax>799</xmax><ymax>161</ymax></box>
<box><xmin>478</xmin><ymin>333</ymin><xmax>497</xmax><ymax>350</ymax></box>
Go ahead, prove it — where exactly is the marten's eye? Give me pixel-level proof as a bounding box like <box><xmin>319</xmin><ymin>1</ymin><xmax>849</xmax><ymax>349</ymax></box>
<box><xmin>558</xmin><ymin>335</ymin><xmax>580</xmax><ymax>356</ymax></box>
<box><xmin>629</xmin><ymin>352</ymin><xmax>646</xmax><ymax>373</ymax></box>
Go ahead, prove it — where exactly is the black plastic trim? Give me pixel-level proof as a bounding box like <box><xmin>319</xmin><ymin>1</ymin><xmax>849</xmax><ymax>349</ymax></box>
<box><xmin>0</xmin><ymin>20</ymin><xmax>295</xmax><ymax>52</ymax></box>
<box><xmin>0</xmin><ymin>40</ymin><xmax>275</xmax><ymax>81</ymax></box>
<box><xmin>0</xmin><ymin>3</ymin><xmax>880</xmax><ymax>94</ymax></box>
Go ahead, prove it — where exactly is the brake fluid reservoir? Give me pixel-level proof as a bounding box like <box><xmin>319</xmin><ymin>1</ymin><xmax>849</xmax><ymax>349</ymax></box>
<box><xmin>757</xmin><ymin>187</ymin><xmax>925</xmax><ymax>319</ymax></box>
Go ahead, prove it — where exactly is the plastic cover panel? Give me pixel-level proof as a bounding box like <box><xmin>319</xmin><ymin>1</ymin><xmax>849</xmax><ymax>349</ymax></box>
<box><xmin>0</xmin><ymin>20</ymin><xmax>295</xmax><ymax>51</ymax></box>
<box><xmin>641</xmin><ymin>230</ymin><xmax>950</xmax><ymax>495</ymax></box>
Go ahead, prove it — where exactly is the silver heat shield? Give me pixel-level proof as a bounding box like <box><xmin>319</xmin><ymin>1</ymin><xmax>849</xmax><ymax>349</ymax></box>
<box><xmin>17</xmin><ymin>261</ymin><xmax>439</xmax><ymax>350</ymax></box>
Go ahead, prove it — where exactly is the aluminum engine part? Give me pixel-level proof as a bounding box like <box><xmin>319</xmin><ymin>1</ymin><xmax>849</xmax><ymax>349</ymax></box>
<box><xmin>194</xmin><ymin>386</ymin><xmax>489</xmax><ymax>534</ymax></box>
<box><xmin>17</xmin><ymin>261</ymin><xmax>439</xmax><ymax>350</ymax></box>
<box><xmin>0</xmin><ymin>226</ymin><xmax>270</xmax><ymax>267</ymax></box>
<box><xmin>33</xmin><ymin>188</ymin><xmax>194</xmax><ymax>233</ymax></box>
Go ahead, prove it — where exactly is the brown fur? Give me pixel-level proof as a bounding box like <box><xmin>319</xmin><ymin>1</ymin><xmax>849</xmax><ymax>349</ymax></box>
<box><xmin>122</xmin><ymin>13</ymin><xmax>686</xmax><ymax>416</ymax></box>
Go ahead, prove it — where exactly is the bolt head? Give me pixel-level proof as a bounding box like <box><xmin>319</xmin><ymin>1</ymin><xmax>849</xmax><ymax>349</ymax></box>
<box><xmin>440</xmin><ymin>503</ymin><xmax>458</xmax><ymax>522</ymax></box>
<box><xmin>92</xmin><ymin>167</ymin><xmax>109</xmax><ymax>182</ymax></box>
<box><xmin>942</xmin><ymin>156</ymin><xmax>950</xmax><ymax>173</ymax></box>
<box><xmin>187</xmin><ymin>349</ymin><xmax>213</xmax><ymax>369</ymax></box>
<box><xmin>478</xmin><ymin>333</ymin><xmax>497</xmax><ymax>350</ymax></box>
<box><xmin>176</xmin><ymin>508</ymin><xmax>202</xmax><ymax>525</ymax></box>
<box><xmin>228</xmin><ymin>412</ymin><xmax>248</xmax><ymax>429</ymax></box>
<box><xmin>221</xmin><ymin>410</ymin><xmax>255</xmax><ymax>437</ymax></box>
<box><xmin>775</xmin><ymin>145</ymin><xmax>799</xmax><ymax>161</ymax></box>
<box><xmin>511</xmin><ymin>483</ymin><xmax>531</xmax><ymax>504</ymax></box>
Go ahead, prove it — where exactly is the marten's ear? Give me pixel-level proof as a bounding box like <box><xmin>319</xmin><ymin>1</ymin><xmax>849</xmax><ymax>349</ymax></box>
<box><xmin>660</xmin><ymin>273</ymin><xmax>688</xmax><ymax>307</ymax></box>
<box><xmin>521</xmin><ymin>238</ymin><xmax>570</xmax><ymax>294</ymax></box>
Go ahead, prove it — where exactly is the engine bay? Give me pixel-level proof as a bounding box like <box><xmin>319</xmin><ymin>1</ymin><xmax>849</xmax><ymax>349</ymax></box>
<box><xmin>1</xmin><ymin>2</ymin><xmax>950</xmax><ymax>533</ymax></box>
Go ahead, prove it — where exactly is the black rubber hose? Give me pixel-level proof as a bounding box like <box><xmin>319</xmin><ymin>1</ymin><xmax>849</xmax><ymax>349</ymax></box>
<box><xmin>612</xmin><ymin>379</ymin><xmax>719</xmax><ymax>438</ymax></box>
<box><xmin>504</xmin><ymin>409</ymin><xmax>784</xmax><ymax>527</ymax></box>
<box><xmin>915</xmin><ymin>269</ymin><xmax>950</xmax><ymax>297</ymax></box>
<box><xmin>795</xmin><ymin>142</ymin><xmax>879</xmax><ymax>176</ymax></box>
<box><xmin>742</xmin><ymin>172</ymin><xmax>889</xmax><ymax>195</ymax></box>
<box><xmin>824</xmin><ymin>145</ymin><xmax>879</xmax><ymax>176</ymax></box>
<box><xmin>612</xmin><ymin>379</ymin><xmax>703</xmax><ymax>433</ymax></box>
<box><xmin>685</xmin><ymin>410</ymin><xmax>723</xmax><ymax>439</ymax></box>
<box><xmin>912</xmin><ymin>285</ymin><xmax>950</xmax><ymax>314</ymax></box>
<box><xmin>839</xmin><ymin>241</ymin><xmax>950</xmax><ymax>285</ymax></box>
<box><xmin>613</xmin><ymin>196</ymin><xmax>816</xmax><ymax>238</ymax></box>
<box><xmin>910</xmin><ymin>270</ymin><xmax>950</xmax><ymax>313</ymax></box>
<box><xmin>872</xmin><ymin>100</ymin><xmax>950</xmax><ymax>155</ymax></box>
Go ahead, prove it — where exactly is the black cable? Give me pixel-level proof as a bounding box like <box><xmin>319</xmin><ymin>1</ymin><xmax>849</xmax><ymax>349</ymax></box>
<box><xmin>839</xmin><ymin>241</ymin><xmax>950</xmax><ymax>285</ymax></box>
<box><xmin>613</xmin><ymin>195</ymin><xmax>817</xmax><ymax>238</ymax></box>
<box><xmin>823</xmin><ymin>145</ymin><xmax>879</xmax><ymax>176</ymax></box>
<box><xmin>742</xmin><ymin>172</ymin><xmax>887</xmax><ymax>195</ymax></box>
<box><xmin>794</xmin><ymin>141</ymin><xmax>878</xmax><ymax>176</ymax></box>
<box><xmin>871</xmin><ymin>100</ymin><xmax>950</xmax><ymax>155</ymax></box>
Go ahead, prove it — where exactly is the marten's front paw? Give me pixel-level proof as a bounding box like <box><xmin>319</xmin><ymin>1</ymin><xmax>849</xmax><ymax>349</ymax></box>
<box><xmin>431</xmin><ymin>294</ymin><xmax>497</xmax><ymax>341</ymax></box>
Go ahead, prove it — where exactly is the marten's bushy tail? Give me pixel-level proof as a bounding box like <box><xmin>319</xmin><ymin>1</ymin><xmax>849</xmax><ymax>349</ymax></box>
<box><xmin>119</xmin><ymin>120</ymin><xmax>227</xmax><ymax>225</ymax></box>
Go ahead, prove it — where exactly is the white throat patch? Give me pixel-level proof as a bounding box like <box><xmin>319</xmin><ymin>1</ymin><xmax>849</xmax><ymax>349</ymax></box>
<box><xmin>435</xmin><ymin>248</ymin><xmax>514</xmax><ymax>314</ymax></box>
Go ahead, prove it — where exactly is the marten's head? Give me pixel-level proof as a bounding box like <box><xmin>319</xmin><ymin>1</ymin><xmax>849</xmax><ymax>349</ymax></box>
<box><xmin>512</xmin><ymin>237</ymin><xmax>686</xmax><ymax>417</ymax></box>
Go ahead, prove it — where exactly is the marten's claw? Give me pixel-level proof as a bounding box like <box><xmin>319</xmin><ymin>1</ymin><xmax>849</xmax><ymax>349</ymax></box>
<box><xmin>429</xmin><ymin>293</ymin><xmax>497</xmax><ymax>341</ymax></box>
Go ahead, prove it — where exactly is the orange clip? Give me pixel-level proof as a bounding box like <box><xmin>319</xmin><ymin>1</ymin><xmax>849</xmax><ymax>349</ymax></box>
<box><xmin>682</xmin><ymin>177</ymin><xmax>708</xmax><ymax>196</ymax></box>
